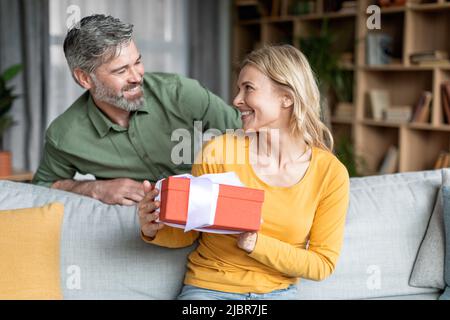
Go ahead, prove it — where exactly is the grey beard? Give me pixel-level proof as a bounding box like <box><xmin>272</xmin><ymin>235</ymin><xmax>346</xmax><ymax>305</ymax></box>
<box><xmin>90</xmin><ymin>74</ymin><xmax>145</xmax><ymax>112</ymax></box>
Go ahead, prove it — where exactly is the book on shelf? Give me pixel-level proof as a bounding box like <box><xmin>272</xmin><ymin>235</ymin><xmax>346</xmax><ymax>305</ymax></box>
<box><xmin>442</xmin><ymin>81</ymin><xmax>450</xmax><ymax>125</ymax></box>
<box><xmin>378</xmin><ymin>0</ymin><xmax>407</xmax><ymax>8</ymax></box>
<box><xmin>339</xmin><ymin>1</ymin><xmax>357</xmax><ymax>13</ymax></box>
<box><xmin>383</xmin><ymin>105</ymin><xmax>412</xmax><ymax>123</ymax></box>
<box><xmin>410</xmin><ymin>50</ymin><xmax>448</xmax><ymax>63</ymax></box>
<box><xmin>410</xmin><ymin>50</ymin><xmax>450</xmax><ymax>67</ymax></box>
<box><xmin>378</xmin><ymin>145</ymin><xmax>399</xmax><ymax>175</ymax></box>
<box><xmin>434</xmin><ymin>151</ymin><xmax>450</xmax><ymax>170</ymax></box>
<box><xmin>369</xmin><ymin>89</ymin><xmax>390</xmax><ymax>121</ymax></box>
<box><xmin>366</xmin><ymin>33</ymin><xmax>393</xmax><ymax>66</ymax></box>
<box><xmin>411</xmin><ymin>91</ymin><xmax>432</xmax><ymax>123</ymax></box>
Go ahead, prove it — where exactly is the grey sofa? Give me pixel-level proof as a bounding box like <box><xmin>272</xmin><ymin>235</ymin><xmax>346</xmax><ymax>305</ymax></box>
<box><xmin>0</xmin><ymin>168</ymin><xmax>447</xmax><ymax>300</ymax></box>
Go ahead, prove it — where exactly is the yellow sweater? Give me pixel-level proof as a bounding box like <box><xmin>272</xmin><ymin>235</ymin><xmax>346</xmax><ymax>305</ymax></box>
<box><xmin>143</xmin><ymin>134</ymin><xmax>350</xmax><ymax>294</ymax></box>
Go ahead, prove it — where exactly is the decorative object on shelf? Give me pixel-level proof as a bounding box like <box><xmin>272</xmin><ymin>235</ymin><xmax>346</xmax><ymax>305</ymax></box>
<box><xmin>441</xmin><ymin>81</ymin><xmax>450</xmax><ymax>125</ymax></box>
<box><xmin>378</xmin><ymin>145</ymin><xmax>399</xmax><ymax>175</ymax></box>
<box><xmin>383</xmin><ymin>105</ymin><xmax>413</xmax><ymax>123</ymax></box>
<box><xmin>0</xmin><ymin>64</ymin><xmax>22</xmax><ymax>177</ymax></box>
<box><xmin>411</xmin><ymin>91</ymin><xmax>433</xmax><ymax>123</ymax></box>
<box><xmin>366</xmin><ymin>32</ymin><xmax>394</xmax><ymax>66</ymax></box>
<box><xmin>369</xmin><ymin>89</ymin><xmax>390</xmax><ymax>121</ymax></box>
<box><xmin>434</xmin><ymin>151</ymin><xmax>450</xmax><ymax>169</ymax></box>
<box><xmin>378</xmin><ymin>0</ymin><xmax>406</xmax><ymax>7</ymax></box>
<box><xmin>410</xmin><ymin>50</ymin><xmax>450</xmax><ymax>67</ymax></box>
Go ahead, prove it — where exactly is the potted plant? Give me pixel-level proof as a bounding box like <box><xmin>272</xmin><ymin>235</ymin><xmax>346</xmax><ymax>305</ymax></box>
<box><xmin>299</xmin><ymin>19</ymin><xmax>354</xmax><ymax>123</ymax></box>
<box><xmin>0</xmin><ymin>64</ymin><xmax>22</xmax><ymax>177</ymax></box>
<box><xmin>334</xmin><ymin>135</ymin><xmax>367</xmax><ymax>177</ymax></box>
<box><xmin>299</xmin><ymin>20</ymin><xmax>363</xmax><ymax>174</ymax></box>
<box><xmin>298</xmin><ymin>19</ymin><xmax>336</xmax><ymax>130</ymax></box>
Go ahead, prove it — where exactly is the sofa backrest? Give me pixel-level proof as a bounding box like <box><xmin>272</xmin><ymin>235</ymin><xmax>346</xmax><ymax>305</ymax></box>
<box><xmin>296</xmin><ymin>169</ymin><xmax>443</xmax><ymax>299</ymax></box>
<box><xmin>0</xmin><ymin>169</ymin><xmax>444</xmax><ymax>299</ymax></box>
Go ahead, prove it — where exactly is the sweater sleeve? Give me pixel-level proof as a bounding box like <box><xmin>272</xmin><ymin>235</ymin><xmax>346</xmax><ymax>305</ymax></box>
<box><xmin>141</xmin><ymin>227</ymin><xmax>199</xmax><ymax>249</ymax></box>
<box><xmin>248</xmin><ymin>163</ymin><xmax>350</xmax><ymax>281</ymax></box>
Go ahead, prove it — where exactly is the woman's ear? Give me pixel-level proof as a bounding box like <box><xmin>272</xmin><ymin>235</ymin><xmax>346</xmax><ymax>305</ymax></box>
<box><xmin>282</xmin><ymin>94</ymin><xmax>294</xmax><ymax>109</ymax></box>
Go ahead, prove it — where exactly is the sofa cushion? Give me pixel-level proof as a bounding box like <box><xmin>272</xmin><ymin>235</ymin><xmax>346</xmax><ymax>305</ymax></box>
<box><xmin>0</xmin><ymin>202</ymin><xmax>64</xmax><ymax>299</ymax></box>
<box><xmin>296</xmin><ymin>169</ymin><xmax>441</xmax><ymax>299</ymax></box>
<box><xmin>0</xmin><ymin>181</ymin><xmax>194</xmax><ymax>300</ymax></box>
<box><xmin>409</xmin><ymin>169</ymin><xmax>450</xmax><ymax>289</ymax></box>
<box><xmin>440</xmin><ymin>186</ymin><xmax>450</xmax><ymax>300</ymax></box>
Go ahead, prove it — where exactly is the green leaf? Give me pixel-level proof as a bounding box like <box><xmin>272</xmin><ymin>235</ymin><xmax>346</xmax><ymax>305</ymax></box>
<box><xmin>1</xmin><ymin>64</ymin><xmax>22</xmax><ymax>82</ymax></box>
<box><xmin>0</xmin><ymin>115</ymin><xmax>14</xmax><ymax>139</ymax></box>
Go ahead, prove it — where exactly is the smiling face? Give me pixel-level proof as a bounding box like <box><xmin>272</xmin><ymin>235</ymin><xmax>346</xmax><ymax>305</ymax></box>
<box><xmin>88</xmin><ymin>40</ymin><xmax>145</xmax><ymax>111</ymax></box>
<box><xmin>233</xmin><ymin>65</ymin><xmax>293</xmax><ymax>132</ymax></box>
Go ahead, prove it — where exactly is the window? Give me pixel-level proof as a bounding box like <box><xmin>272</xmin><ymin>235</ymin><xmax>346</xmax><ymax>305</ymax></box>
<box><xmin>48</xmin><ymin>0</ymin><xmax>188</xmax><ymax>125</ymax></box>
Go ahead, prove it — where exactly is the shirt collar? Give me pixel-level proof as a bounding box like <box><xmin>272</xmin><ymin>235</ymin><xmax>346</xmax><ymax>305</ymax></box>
<box><xmin>87</xmin><ymin>90</ymin><xmax>150</xmax><ymax>138</ymax></box>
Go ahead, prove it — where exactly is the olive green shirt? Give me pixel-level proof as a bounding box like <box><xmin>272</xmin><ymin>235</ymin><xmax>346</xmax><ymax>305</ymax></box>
<box><xmin>32</xmin><ymin>72</ymin><xmax>241</xmax><ymax>187</ymax></box>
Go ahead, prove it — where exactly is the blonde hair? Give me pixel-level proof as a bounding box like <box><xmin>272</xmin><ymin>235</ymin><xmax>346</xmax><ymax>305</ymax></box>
<box><xmin>240</xmin><ymin>44</ymin><xmax>334</xmax><ymax>152</ymax></box>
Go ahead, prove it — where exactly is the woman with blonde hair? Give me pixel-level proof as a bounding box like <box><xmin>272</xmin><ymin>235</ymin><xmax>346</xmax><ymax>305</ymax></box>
<box><xmin>138</xmin><ymin>44</ymin><xmax>350</xmax><ymax>300</ymax></box>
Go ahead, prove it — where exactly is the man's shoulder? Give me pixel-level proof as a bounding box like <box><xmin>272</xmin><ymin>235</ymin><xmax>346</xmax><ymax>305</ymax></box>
<box><xmin>46</xmin><ymin>91</ymin><xmax>91</xmax><ymax>146</ymax></box>
<box><xmin>143</xmin><ymin>72</ymin><xmax>202</xmax><ymax>95</ymax></box>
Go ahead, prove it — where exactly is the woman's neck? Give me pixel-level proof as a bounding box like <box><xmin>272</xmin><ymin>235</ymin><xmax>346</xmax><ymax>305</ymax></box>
<box><xmin>253</xmin><ymin>128</ymin><xmax>309</xmax><ymax>169</ymax></box>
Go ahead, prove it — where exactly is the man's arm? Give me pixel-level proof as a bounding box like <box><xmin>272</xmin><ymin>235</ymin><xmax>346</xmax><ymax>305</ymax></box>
<box><xmin>33</xmin><ymin>140</ymin><xmax>144</xmax><ymax>205</ymax></box>
<box><xmin>176</xmin><ymin>76</ymin><xmax>242</xmax><ymax>132</ymax></box>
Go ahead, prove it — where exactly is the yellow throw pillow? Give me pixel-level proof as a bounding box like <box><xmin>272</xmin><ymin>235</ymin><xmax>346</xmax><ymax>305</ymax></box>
<box><xmin>0</xmin><ymin>202</ymin><xmax>64</xmax><ymax>300</ymax></box>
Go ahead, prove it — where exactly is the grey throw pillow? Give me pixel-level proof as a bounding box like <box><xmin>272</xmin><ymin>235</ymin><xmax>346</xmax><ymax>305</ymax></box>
<box><xmin>440</xmin><ymin>186</ymin><xmax>450</xmax><ymax>300</ymax></box>
<box><xmin>409</xmin><ymin>169</ymin><xmax>450</xmax><ymax>289</ymax></box>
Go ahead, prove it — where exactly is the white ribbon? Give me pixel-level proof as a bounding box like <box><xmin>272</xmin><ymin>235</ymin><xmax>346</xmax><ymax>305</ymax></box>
<box><xmin>154</xmin><ymin>172</ymin><xmax>244</xmax><ymax>234</ymax></box>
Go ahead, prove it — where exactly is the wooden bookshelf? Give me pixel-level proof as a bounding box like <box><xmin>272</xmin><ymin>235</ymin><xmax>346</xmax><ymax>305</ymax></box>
<box><xmin>232</xmin><ymin>0</ymin><xmax>450</xmax><ymax>176</ymax></box>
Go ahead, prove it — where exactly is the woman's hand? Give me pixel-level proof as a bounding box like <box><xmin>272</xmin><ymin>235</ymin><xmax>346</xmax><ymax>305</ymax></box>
<box><xmin>237</xmin><ymin>232</ymin><xmax>258</xmax><ymax>253</ymax></box>
<box><xmin>138</xmin><ymin>180</ymin><xmax>165</xmax><ymax>239</ymax></box>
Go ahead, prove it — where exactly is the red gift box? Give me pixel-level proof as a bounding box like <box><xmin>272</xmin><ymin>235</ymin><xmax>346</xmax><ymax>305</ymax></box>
<box><xmin>159</xmin><ymin>177</ymin><xmax>265</xmax><ymax>232</ymax></box>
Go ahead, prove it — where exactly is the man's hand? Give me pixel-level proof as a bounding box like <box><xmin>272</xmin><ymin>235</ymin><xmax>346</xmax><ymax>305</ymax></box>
<box><xmin>92</xmin><ymin>178</ymin><xmax>145</xmax><ymax>205</ymax></box>
<box><xmin>237</xmin><ymin>232</ymin><xmax>258</xmax><ymax>253</ymax></box>
<box><xmin>138</xmin><ymin>180</ymin><xmax>165</xmax><ymax>239</ymax></box>
<box><xmin>52</xmin><ymin>178</ymin><xmax>145</xmax><ymax>206</ymax></box>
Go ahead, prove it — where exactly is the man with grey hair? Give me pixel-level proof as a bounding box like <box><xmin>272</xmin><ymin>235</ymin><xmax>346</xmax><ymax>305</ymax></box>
<box><xmin>32</xmin><ymin>14</ymin><xmax>241</xmax><ymax>205</ymax></box>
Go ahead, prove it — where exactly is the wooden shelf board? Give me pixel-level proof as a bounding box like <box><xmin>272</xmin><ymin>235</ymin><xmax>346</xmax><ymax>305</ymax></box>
<box><xmin>261</xmin><ymin>16</ymin><xmax>296</xmax><ymax>23</ymax></box>
<box><xmin>235</xmin><ymin>0</ymin><xmax>259</xmax><ymax>6</ymax></box>
<box><xmin>408</xmin><ymin>123</ymin><xmax>450</xmax><ymax>132</ymax></box>
<box><xmin>331</xmin><ymin>117</ymin><xmax>354</xmax><ymax>124</ymax></box>
<box><xmin>361</xmin><ymin>64</ymin><xmax>435</xmax><ymax>71</ymax></box>
<box><xmin>409</xmin><ymin>2</ymin><xmax>450</xmax><ymax>12</ymax></box>
<box><xmin>297</xmin><ymin>11</ymin><xmax>356</xmax><ymax>21</ymax></box>
<box><xmin>359</xmin><ymin>119</ymin><xmax>402</xmax><ymax>128</ymax></box>
<box><xmin>362</xmin><ymin>64</ymin><xmax>450</xmax><ymax>71</ymax></box>
<box><xmin>359</xmin><ymin>120</ymin><xmax>450</xmax><ymax>132</ymax></box>
<box><xmin>0</xmin><ymin>171</ymin><xmax>34</xmax><ymax>182</ymax></box>
<box><xmin>238</xmin><ymin>19</ymin><xmax>262</xmax><ymax>25</ymax></box>
<box><xmin>379</xmin><ymin>6</ymin><xmax>407</xmax><ymax>14</ymax></box>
